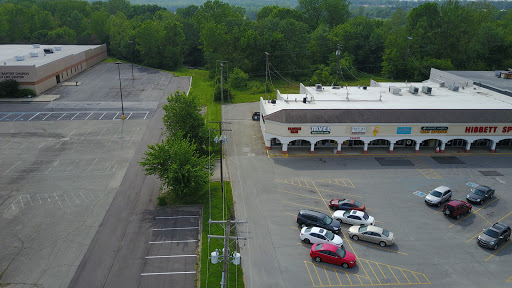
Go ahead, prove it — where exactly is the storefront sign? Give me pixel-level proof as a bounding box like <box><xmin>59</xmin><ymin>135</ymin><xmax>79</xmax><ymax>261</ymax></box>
<box><xmin>351</xmin><ymin>127</ymin><xmax>366</xmax><ymax>134</ymax></box>
<box><xmin>465</xmin><ymin>126</ymin><xmax>498</xmax><ymax>133</ymax></box>
<box><xmin>0</xmin><ymin>71</ymin><xmax>31</xmax><ymax>80</ymax></box>
<box><xmin>288</xmin><ymin>127</ymin><xmax>301</xmax><ymax>134</ymax></box>
<box><xmin>421</xmin><ymin>126</ymin><xmax>448</xmax><ymax>134</ymax></box>
<box><xmin>311</xmin><ymin>126</ymin><xmax>330</xmax><ymax>134</ymax></box>
<box><xmin>397</xmin><ymin>127</ymin><xmax>411</xmax><ymax>134</ymax></box>
<box><xmin>350</xmin><ymin>137</ymin><xmax>360</xmax><ymax>140</ymax></box>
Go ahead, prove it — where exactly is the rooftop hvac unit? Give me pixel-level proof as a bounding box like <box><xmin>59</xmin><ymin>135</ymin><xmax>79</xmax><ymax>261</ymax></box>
<box><xmin>15</xmin><ymin>56</ymin><xmax>25</xmax><ymax>61</ymax></box>
<box><xmin>391</xmin><ymin>87</ymin><xmax>401</xmax><ymax>95</ymax></box>
<box><xmin>30</xmin><ymin>52</ymin><xmax>38</xmax><ymax>57</ymax></box>
<box><xmin>43</xmin><ymin>48</ymin><xmax>54</xmax><ymax>54</ymax></box>
<box><xmin>451</xmin><ymin>86</ymin><xmax>459</xmax><ymax>92</ymax></box>
<box><xmin>32</xmin><ymin>44</ymin><xmax>40</xmax><ymax>48</ymax></box>
<box><xmin>409</xmin><ymin>86</ymin><xmax>419</xmax><ymax>94</ymax></box>
<box><xmin>54</xmin><ymin>46</ymin><xmax>62</xmax><ymax>51</ymax></box>
<box><xmin>315</xmin><ymin>84</ymin><xmax>323</xmax><ymax>91</ymax></box>
<box><xmin>422</xmin><ymin>86</ymin><xmax>432</xmax><ymax>94</ymax></box>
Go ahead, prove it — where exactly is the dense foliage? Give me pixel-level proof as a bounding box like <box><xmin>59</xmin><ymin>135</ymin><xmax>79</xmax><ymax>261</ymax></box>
<box><xmin>2</xmin><ymin>0</ymin><xmax>512</xmax><ymax>81</ymax></box>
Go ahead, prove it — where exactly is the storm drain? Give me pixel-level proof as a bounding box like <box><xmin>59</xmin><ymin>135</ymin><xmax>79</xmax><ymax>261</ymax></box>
<box><xmin>479</xmin><ymin>171</ymin><xmax>503</xmax><ymax>176</ymax></box>
<box><xmin>375</xmin><ymin>157</ymin><xmax>414</xmax><ymax>166</ymax></box>
<box><xmin>431</xmin><ymin>156</ymin><xmax>465</xmax><ymax>164</ymax></box>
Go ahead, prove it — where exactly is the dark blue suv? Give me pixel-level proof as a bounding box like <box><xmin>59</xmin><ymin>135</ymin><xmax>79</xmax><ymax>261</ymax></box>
<box><xmin>297</xmin><ymin>209</ymin><xmax>341</xmax><ymax>234</ymax></box>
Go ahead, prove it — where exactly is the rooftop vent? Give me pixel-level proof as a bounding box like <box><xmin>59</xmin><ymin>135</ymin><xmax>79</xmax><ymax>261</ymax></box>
<box><xmin>30</xmin><ymin>51</ymin><xmax>38</xmax><ymax>57</ymax></box>
<box><xmin>54</xmin><ymin>46</ymin><xmax>62</xmax><ymax>51</ymax></box>
<box><xmin>315</xmin><ymin>84</ymin><xmax>323</xmax><ymax>91</ymax></box>
<box><xmin>332</xmin><ymin>86</ymin><xmax>341</xmax><ymax>89</ymax></box>
<box><xmin>390</xmin><ymin>87</ymin><xmax>401</xmax><ymax>95</ymax></box>
<box><xmin>447</xmin><ymin>84</ymin><xmax>459</xmax><ymax>92</ymax></box>
<box><xmin>43</xmin><ymin>48</ymin><xmax>54</xmax><ymax>54</ymax></box>
<box><xmin>32</xmin><ymin>44</ymin><xmax>40</xmax><ymax>48</ymax></box>
<box><xmin>15</xmin><ymin>55</ymin><xmax>25</xmax><ymax>61</ymax></box>
<box><xmin>422</xmin><ymin>86</ymin><xmax>432</xmax><ymax>95</ymax></box>
<box><xmin>409</xmin><ymin>86</ymin><xmax>419</xmax><ymax>94</ymax></box>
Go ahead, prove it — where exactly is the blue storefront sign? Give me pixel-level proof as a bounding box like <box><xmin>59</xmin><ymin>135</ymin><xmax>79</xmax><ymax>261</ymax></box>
<box><xmin>397</xmin><ymin>127</ymin><xmax>411</xmax><ymax>134</ymax></box>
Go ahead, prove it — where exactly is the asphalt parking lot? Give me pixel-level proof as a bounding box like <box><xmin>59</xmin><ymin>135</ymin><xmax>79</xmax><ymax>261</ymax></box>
<box><xmin>224</xmin><ymin>102</ymin><xmax>512</xmax><ymax>288</ymax></box>
<box><xmin>0</xmin><ymin>62</ymin><xmax>191</xmax><ymax>288</ymax></box>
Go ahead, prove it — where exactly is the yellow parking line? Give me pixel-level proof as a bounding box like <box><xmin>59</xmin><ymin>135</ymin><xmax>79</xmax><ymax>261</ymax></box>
<box><xmin>434</xmin><ymin>208</ymin><xmax>443</xmax><ymax>214</ymax></box>
<box><xmin>496</xmin><ymin>210</ymin><xmax>512</xmax><ymax>223</ymax></box>
<box><xmin>367</xmin><ymin>259</ymin><xmax>382</xmax><ymax>284</ymax></box>
<box><xmin>473</xmin><ymin>211</ymin><xmax>492</xmax><ymax>224</ymax></box>
<box><xmin>276</xmin><ymin>189</ymin><xmax>322</xmax><ymax>200</ymax></box>
<box><xmin>412</xmin><ymin>272</ymin><xmax>421</xmax><ymax>283</ymax></box>
<box><xmin>348</xmin><ymin>240</ymin><xmax>408</xmax><ymax>255</ymax></box>
<box><xmin>485</xmin><ymin>239</ymin><xmax>512</xmax><ymax>261</ymax></box>
<box><xmin>286</xmin><ymin>212</ymin><xmax>297</xmax><ymax>217</ymax></box>
<box><xmin>449</xmin><ymin>198</ymin><xmax>499</xmax><ymax>228</ymax></box>
<box><xmin>376</xmin><ymin>220</ymin><xmax>385</xmax><ymax>224</ymax></box>
<box><xmin>466</xmin><ymin>231</ymin><xmax>482</xmax><ymax>243</ymax></box>
<box><xmin>400</xmin><ymin>268</ymin><xmax>411</xmax><ymax>283</ymax></box>
<box><xmin>315</xmin><ymin>187</ymin><xmax>364</xmax><ymax>199</ymax></box>
<box><xmin>347</xmin><ymin>272</ymin><xmax>353</xmax><ymax>285</ymax></box>
<box><xmin>507</xmin><ymin>275</ymin><xmax>512</xmax><ymax>282</ymax></box>
<box><xmin>282</xmin><ymin>201</ymin><xmax>330</xmax><ymax>212</ymax></box>
<box><xmin>466</xmin><ymin>210</ymin><xmax>512</xmax><ymax>243</ymax></box>
<box><xmin>313</xmin><ymin>263</ymin><xmax>322</xmax><ymax>286</ymax></box>
<box><xmin>324</xmin><ymin>267</ymin><xmax>332</xmax><ymax>286</ymax></box>
<box><xmin>336</xmin><ymin>270</ymin><xmax>342</xmax><ymax>285</ymax></box>
<box><xmin>304</xmin><ymin>261</ymin><xmax>316</xmax><ymax>286</ymax></box>
<box><xmin>377</xmin><ymin>263</ymin><xmax>387</xmax><ymax>279</ymax></box>
<box><xmin>291</xmin><ymin>226</ymin><xmax>301</xmax><ymax>231</ymax></box>
<box><xmin>389</xmin><ymin>266</ymin><xmax>400</xmax><ymax>284</ymax></box>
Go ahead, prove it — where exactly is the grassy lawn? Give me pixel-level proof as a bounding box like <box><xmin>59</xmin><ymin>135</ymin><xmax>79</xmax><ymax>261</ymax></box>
<box><xmin>199</xmin><ymin>181</ymin><xmax>244</xmax><ymax>288</ymax></box>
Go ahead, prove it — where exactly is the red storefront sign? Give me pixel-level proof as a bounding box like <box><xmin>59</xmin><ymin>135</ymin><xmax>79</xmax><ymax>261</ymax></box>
<box><xmin>465</xmin><ymin>126</ymin><xmax>512</xmax><ymax>133</ymax></box>
<box><xmin>288</xmin><ymin>127</ymin><xmax>301</xmax><ymax>134</ymax></box>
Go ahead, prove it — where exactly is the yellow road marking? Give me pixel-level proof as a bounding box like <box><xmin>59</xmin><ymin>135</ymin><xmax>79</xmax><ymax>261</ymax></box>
<box><xmin>400</xmin><ymin>268</ymin><xmax>411</xmax><ymax>283</ymax></box>
<box><xmin>305</xmin><ymin>261</ymin><xmax>315</xmax><ymax>286</ymax></box>
<box><xmin>412</xmin><ymin>272</ymin><xmax>421</xmax><ymax>283</ymax></box>
<box><xmin>376</xmin><ymin>220</ymin><xmax>385</xmax><ymax>224</ymax></box>
<box><xmin>377</xmin><ymin>263</ymin><xmax>387</xmax><ymax>279</ymax></box>
<box><xmin>434</xmin><ymin>208</ymin><xmax>443</xmax><ymax>214</ymax></box>
<box><xmin>466</xmin><ymin>210</ymin><xmax>512</xmax><ymax>243</ymax></box>
<box><xmin>313</xmin><ymin>263</ymin><xmax>322</xmax><ymax>286</ymax></box>
<box><xmin>496</xmin><ymin>210</ymin><xmax>512</xmax><ymax>223</ymax></box>
<box><xmin>315</xmin><ymin>187</ymin><xmax>364</xmax><ymax>199</ymax></box>
<box><xmin>507</xmin><ymin>275</ymin><xmax>512</xmax><ymax>282</ymax></box>
<box><xmin>336</xmin><ymin>269</ymin><xmax>342</xmax><ymax>285</ymax></box>
<box><xmin>282</xmin><ymin>201</ymin><xmax>330</xmax><ymax>212</ymax></box>
<box><xmin>346</xmin><ymin>272</ymin><xmax>353</xmax><ymax>285</ymax></box>
<box><xmin>324</xmin><ymin>266</ymin><xmax>332</xmax><ymax>286</ymax></box>
<box><xmin>449</xmin><ymin>198</ymin><xmax>499</xmax><ymax>228</ymax></box>
<box><xmin>285</xmin><ymin>212</ymin><xmax>297</xmax><ymax>217</ymax></box>
<box><xmin>292</xmin><ymin>226</ymin><xmax>301</xmax><ymax>231</ymax></box>
<box><xmin>367</xmin><ymin>259</ymin><xmax>382</xmax><ymax>285</ymax></box>
<box><xmin>389</xmin><ymin>266</ymin><xmax>400</xmax><ymax>284</ymax></box>
<box><xmin>276</xmin><ymin>189</ymin><xmax>322</xmax><ymax>200</ymax></box>
<box><xmin>485</xmin><ymin>239</ymin><xmax>512</xmax><ymax>261</ymax></box>
<box><xmin>348</xmin><ymin>240</ymin><xmax>408</xmax><ymax>255</ymax></box>
<box><xmin>473</xmin><ymin>210</ymin><xmax>492</xmax><ymax>224</ymax></box>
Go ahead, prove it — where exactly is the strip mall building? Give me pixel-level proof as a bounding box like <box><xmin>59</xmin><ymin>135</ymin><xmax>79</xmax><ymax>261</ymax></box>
<box><xmin>0</xmin><ymin>44</ymin><xmax>107</xmax><ymax>94</ymax></box>
<box><xmin>259</xmin><ymin>69</ymin><xmax>512</xmax><ymax>154</ymax></box>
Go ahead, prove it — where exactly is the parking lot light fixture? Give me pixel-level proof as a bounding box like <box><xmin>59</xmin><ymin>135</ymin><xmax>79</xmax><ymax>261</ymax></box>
<box><xmin>115</xmin><ymin>61</ymin><xmax>126</xmax><ymax>120</ymax></box>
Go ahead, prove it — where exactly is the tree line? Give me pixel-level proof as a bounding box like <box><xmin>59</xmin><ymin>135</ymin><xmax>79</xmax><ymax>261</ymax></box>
<box><xmin>1</xmin><ymin>0</ymin><xmax>512</xmax><ymax>82</ymax></box>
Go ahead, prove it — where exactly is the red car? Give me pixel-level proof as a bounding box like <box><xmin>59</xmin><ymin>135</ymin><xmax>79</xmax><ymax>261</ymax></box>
<box><xmin>329</xmin><ymin>199</ymin><xmax>366</xmax><ymax>212</ymax></box>
<box><xmin>442</xmin><ymin>199</ymin><xmax>472</xmax><ymax>219</ymax></box>
<box><xmin>309</xmin><ymin>243</ymin><xmax>356</xmax><ymax>268</ymax></box>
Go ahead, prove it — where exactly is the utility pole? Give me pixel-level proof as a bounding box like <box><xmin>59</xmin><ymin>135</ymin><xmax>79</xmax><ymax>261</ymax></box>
<box><xmin>336</xmin><ymin>44</ymin><xmax>342</xmax><ymax>85</ymax></box>
<box><xmin>220</xmin><ymin>62</ymin><xmax>224</xmax><ymax>105</ymax></box>
<box><xmin>265</xmin><ymin>52</ymin><xmax>269</xmax><ymax>101</ymax></box>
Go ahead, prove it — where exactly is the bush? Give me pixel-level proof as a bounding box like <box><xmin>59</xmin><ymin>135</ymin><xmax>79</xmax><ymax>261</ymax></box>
<box><xmin>0</xmin><ymin>79</ymin><xmax>19</xmax><ymax>98</ymax></box>
<box><xmin>214</xmin><ymin>83</ymin><xmax>233</xmax><ymax>102</ymax></box>
<box><xmin>18</xmin><ymin>89</ymin><xmax>36</xmax><ymax>98</ymax></box>
<box><xmin>248</xmin><ymin>81</ymin><xmax>265</xmax><ymax>94</ymax></box>
<box><xmin>229</xmin><ymin>68</ymin><xmax>249</xmax><ymax>89</ymax></box>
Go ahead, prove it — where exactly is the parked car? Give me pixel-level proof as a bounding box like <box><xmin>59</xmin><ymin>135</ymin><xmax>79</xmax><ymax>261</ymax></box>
<box><xmin>424</xmin><ymin>186</ymin><xmax>452</xmax><ymax>207</ymax></box>
<box><xmin>329</xmin><ymin>199</ymin><xmax>366</xmax><ymax>212</ymax></box>
<box><xmin>477</xmin><ymin>222</ymin><xmax>511</xmax><ymax>250</ymax></box>
<box><xmin>309</xmin><ymin>243</ymin><xmax>356</xmax><ymax>268</ymax></box>
<box><xmin>442</xmin><ymin>200</ymin><xmax>472</xmax><ymax>219</ymax></box>
<box><xmin>348</xmin><ymin>225</ymin><xmax>394</xmax><ymax>247</ymax></box>
<box><xmin>252</xmin><ymin>111</ymin><xmax>260</xmax><ymax>121</ymax></box>
<box><xmin>300</xmin><ymin>227</ymin><xmax>344</xmax><ymax>247</ymax></box>
<box><xmin>467</xmin><ymin>185</ymin><xmax>494</xmax><ymax>205</ymax></box>
<box><xmin>333</xmin><ymin>210</ymin><xmax>375</xmax><ymax>226</ymax></box>
<box><xmin>297</xmin><ymin>209</ymin><xmax>341</xmax><ymax>233</ymax></box>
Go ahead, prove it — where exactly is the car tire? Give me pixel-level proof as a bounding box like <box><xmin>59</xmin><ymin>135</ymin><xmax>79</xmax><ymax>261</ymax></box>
<box><xmin>342</xmin><ymin>263</ymin><xmax>349</xmax><ymax>269</ymax></box>
<box><xmin>456</xmin><ymin>214</ymin><xmax>460</xmax><ymax>219</ymax></box>
<box><xmin>437</xmin><ymin>202</ymin><xmax>441</xmax><ymax>207</ymax></box>
<box><xmin>314</xmin><ymin>256</ymin><xmax>322</xmax><ymax>263</ymax></box>
<box><xmin>304</xmin><ymin>238</ymin><xmax>311</xmax><ymax>244</ymax></box>
<box><xmin>481</xmin><ymin>199</ymin><xmax>484</xmax><ymax>205</ymax></box>
<box><xmin>379</xmin><ymin>241</ymin><xmax>386</xmax><ymax>247</ymax></box>
<box><xmin>444</xmin><ymin>210</ymin><xmax>450</xmax><ymax>217</ymax></box>
<box><xmin>352</xmin><ymin>235</ymin><xmax>359</xmax><ymax>241</ymax></box>
<box><xmin>468</xmin><ymin>208</ymin><xmax>472</xmax><ymax>213</ymax></box>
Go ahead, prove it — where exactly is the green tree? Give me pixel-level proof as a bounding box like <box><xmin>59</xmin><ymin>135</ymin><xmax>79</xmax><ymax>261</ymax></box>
<box><xmin>47</xmin><ymin>26</ymin><xmax>76</xmax><ymax>44</ymax></box>
<box><xmin>229</xmin><ymin>68</ymin><xmax>249</xmax><ymax>89</ymax></box>
<box><xmin>162</xmin><ymin>91</ymin><xmax>210</xmax><ymax>156</ymax></box>
<box><xmin>140</xmin><ymin>132</ymin><xmax>213</xmax><ymax>201</ymax></box>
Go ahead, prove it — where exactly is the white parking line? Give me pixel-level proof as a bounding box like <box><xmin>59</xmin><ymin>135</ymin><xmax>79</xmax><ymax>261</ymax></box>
<box><xmin>99</xmin><ymin>112</ymin><xmax>106</xmax><ymax>120</ymax></box>
<box><xmin>153</xmin><ymin>227</ymin><xmax>199</xmax><ymax>231</ymax></box>
<box><xmin>3</xmin><ymin>161</ymin><xmax>21</xmax><ymax>175</ymax></box>
<box><xmin>156</xmin><ymin>216</ymin><xmax>199</xmax><ymax>219</ymax></box>
<box><xmin>149</xmin><ymin>240</ymin><xmax>198</xmax><ymax>244</ymax></box>
<box><xmin>141</xmin><ymin>272</ymin><xmax>196</xmax><ymax>276</ymax></box>
<box><xmin>57</xmin><ymin>113</ymin><xmax>67</xmax><ymax>120</ymax></box>
<box><xmin>85</xmin><ymin>159</ymin><xmax>98</xmax><ymax>173</ymax></box>
<box><xmin>126</xmin><ymin>112</ymin><xmax>133</xmax><ymax>120</ymax></box>
<box><xmin>144</xmin><ymin>111</ymin><xmax>149</xmax><ymax>119</ymax></box>
<box><xmin>42</xmin><ymin>113</ymin><xmax>52</xmax><ymax>120</ymax></box>
<box><xmin>0</xmin><ymin>113</ymin><xmax>11</xmax><ymax>120</ymax></box>
<box><xmin>70</xmin><ymin>113</ymin><xmax>80</xmax><ymax>120</ymax></box>
<box><xmin>28</xmin><ymin>113</ymin><xmax>40</xmax><ymax>121</ymax></box>
<box><xmin>13</xmin><ymin>113</ymin><xmax>25</xmax><ymax>121</ymax></box>
<box><xmin>145</xmin><ymin>255</ymin><xmax>196</xmax><ymax>259</ymax></box>
<box><xmin>45</xmin><ymin>160</ymin><xmax>60</xmax><ymax>174</ymax></box>
<box><xmin>84</xmin><ymin>112</ymin><xmax>94</xmax><ymax>120</ymax></box>
<box><xmin>113</xmin><ymin>112</ymin><xmax>119</xmax><ymax>120</ymax></box>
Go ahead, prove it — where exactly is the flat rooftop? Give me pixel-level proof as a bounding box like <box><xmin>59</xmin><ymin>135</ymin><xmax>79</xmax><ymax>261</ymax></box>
<box><xmin>448</xmin><ymin>70</ymin><xmax>512</xmax><ymax>94</ymax></box>
<box><xmin>266</xmin><ymin>80</ymin><xmax>512</xmax><ymax>116</ymax></box>
<box><xmin>0</xmin><ymin>45</ymin><xmax>103</xmax><ymax>67</ymax></box>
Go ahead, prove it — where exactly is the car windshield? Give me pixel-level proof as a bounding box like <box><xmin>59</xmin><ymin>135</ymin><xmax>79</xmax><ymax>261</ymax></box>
<box><xmin>430</xmin><ymin>190</ymin><xmax>442</xmax><ymax>197</ymax></box>
<box><xmin>316</xmin><ymin>244</ymin><xmax>323</xmax><ymax>251</ymax></box>
<box><xmin>305</xmin><ymin>227</ymin><xmax>312</xmax><ymax>233</ymax></box>
<box><xmin>324</xmin><ymin>215</ymin><xmax>333</xmax><ymax>224</ymax></box>
<box><xmin>359</xmin><ymin>226</ymin><xmax>368</xmax><ymax>233</ymax></box>
<box><xmin>325</xmin><ymin>230</ymin><xmax>335</xmax><ymax>240</ymax></box>
<box><xmin>343</xmin><ymin>211</ymin><xmax>350</xmax><ymax>217</ymax></box>
<box><xmin>483</xmin><ymin>229</ymin><xmax>499</xmax><ymax>238</ymax></box>
<box><xmin>363</xmin><ymin>213</ymin><xmax>369</xmax><ymax>220</ymax></box>
<box><xmin>472</xmin><ymin>189</ymin><xmax>485</xmax><ymax>196</ymax></box>
<box><xmin>382</xmin><ymin>229</ymin><xmax>390</xmax><ymax>237</ymax></box>
<box><xmin>336</xmin><ymin>247</ymin><xmax>346</xmax><ymax>258</ymax></box>
<box><xmin>354</xmin><ymin>201</ymin><xmax>362</xmax><ymax>207</ymax></box>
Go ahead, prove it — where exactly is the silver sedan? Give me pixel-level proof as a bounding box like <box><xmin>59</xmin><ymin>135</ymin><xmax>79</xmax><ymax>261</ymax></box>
<box><xmin>348</xmin><ymin>225</ymin><xmax>394</xmax><ymax>247</ymax></box>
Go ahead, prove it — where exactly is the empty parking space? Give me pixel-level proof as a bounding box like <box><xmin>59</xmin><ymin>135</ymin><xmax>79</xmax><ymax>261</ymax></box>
<box><xmin>0</xmin><ymin>111</ymin><xmax>151</xmax><ymax>122</ymax></box>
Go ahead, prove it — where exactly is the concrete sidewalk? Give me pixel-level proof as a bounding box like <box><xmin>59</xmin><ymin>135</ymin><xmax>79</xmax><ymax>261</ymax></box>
<box><xmin>0</xmin><ymin>94</ymin><xmax>60</xmax><ymax>102</ymax></box>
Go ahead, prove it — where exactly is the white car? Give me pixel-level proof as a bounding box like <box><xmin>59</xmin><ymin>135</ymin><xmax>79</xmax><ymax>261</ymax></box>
<box><xmin>333</xmin><ymin>210</ymin><xmax>375</xmax><ymax>226</ymax></box>
<box><xmin>424</xmin><ymin>186</ymin><xmax>452</xmax><ymax>207</ymax></box>
<box><xmin>300</xmin><ymin>226</ymin><xmax>344</xmax><ymax>247</ymax></box>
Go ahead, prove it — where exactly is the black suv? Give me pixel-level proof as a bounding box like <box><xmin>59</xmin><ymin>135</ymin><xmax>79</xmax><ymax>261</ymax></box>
<box><xmin>466</xmin><ymin>185</ymin><xmax>494</xmax><ymax>205</ymax></box>
<box><xmin>477</xmin><ymin>222</ymin><xmax>511</xmax><ymax>250</ymax></box>
<box><xmin>297</xmin><ymin>209</ymin><xmax>341</xmax><ymax>233</ymax></box>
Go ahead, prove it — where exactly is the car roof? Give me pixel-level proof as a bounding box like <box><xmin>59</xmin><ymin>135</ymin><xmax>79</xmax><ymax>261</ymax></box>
<box><xmin>308</xmin><ymin>227</ymin><xmax>327</xmax><ymax>234</ymax></box>
<box><xmin>434</xmin><ymin>186</ymin><xmax>450</xmax><ymax>192</ymax></box>
<box><xmin>350</xmin><ymin>210</ymin><xmax>364</xmax><ymax>216</ymax></box>
<box><xmin>365</xmin><ymin>226</ymin><xmax>384</xmax><ymax>233</ymax></box>
<box><xmin>318</xmin><ymin>243</ymin><xmax>338</xmax><ymax>252</ymax></box>
<box><xmin>492</xmin><ymin>222</ymin><xmax>510</xmax><ymax>231</ymax></box>
<box><xmin>300</xmin><ymin>209</ymin><xmax>327</xmax><ymax>217</ymax></box>
<box><xmin>446</xmin><ymin>199</ymin><xmax>469</xmax><ymax>207</ymax></box>
<box><xmin>475</xmin><ymin>185</ymin><xmax>491</xmax><ymax>191</ymax></box>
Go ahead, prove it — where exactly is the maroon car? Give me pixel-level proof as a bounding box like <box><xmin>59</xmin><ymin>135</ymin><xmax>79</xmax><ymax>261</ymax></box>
<box><xmin>310</xmin><ymin>243</ymin><xmax>356</xmax><ymax>268</ymax></box>
<box><xmin>329</xmin><ymin>199</ymin><xmax>366</xmax><ymax>212</ymax></box>
<box><xmin>442</xmin><ymin>200</ymin><xmax>472</xmax><ymax>219</ymax></box>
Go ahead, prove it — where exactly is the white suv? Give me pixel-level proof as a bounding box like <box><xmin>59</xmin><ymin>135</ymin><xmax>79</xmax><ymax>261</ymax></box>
<box><xmin>425</xmin><ymin>186</ymin><xmax>452</xmax><ymax>207</ymax></box>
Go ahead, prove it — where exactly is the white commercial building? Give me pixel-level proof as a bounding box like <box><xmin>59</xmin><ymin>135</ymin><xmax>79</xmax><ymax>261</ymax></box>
<box><xmin>259</xmin><ymin>69</ymin><xmax>512</xmax><ymax>154</ymax></box>
<box><xmin>0</xmin><ymin>44</ymin><xmax>107</xmax><ymax>94</ymax></box>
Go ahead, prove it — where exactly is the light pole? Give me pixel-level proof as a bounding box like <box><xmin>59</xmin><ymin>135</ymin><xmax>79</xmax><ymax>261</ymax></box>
<box><xmin>115</xmin><ymin>61</ymin><xmax>126</xmax><ymax>120</ymax></box>
<box><xmin>128</xmin><ymin>40</ymin><xmax>134</xmax><ymax>80</ymax></box>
